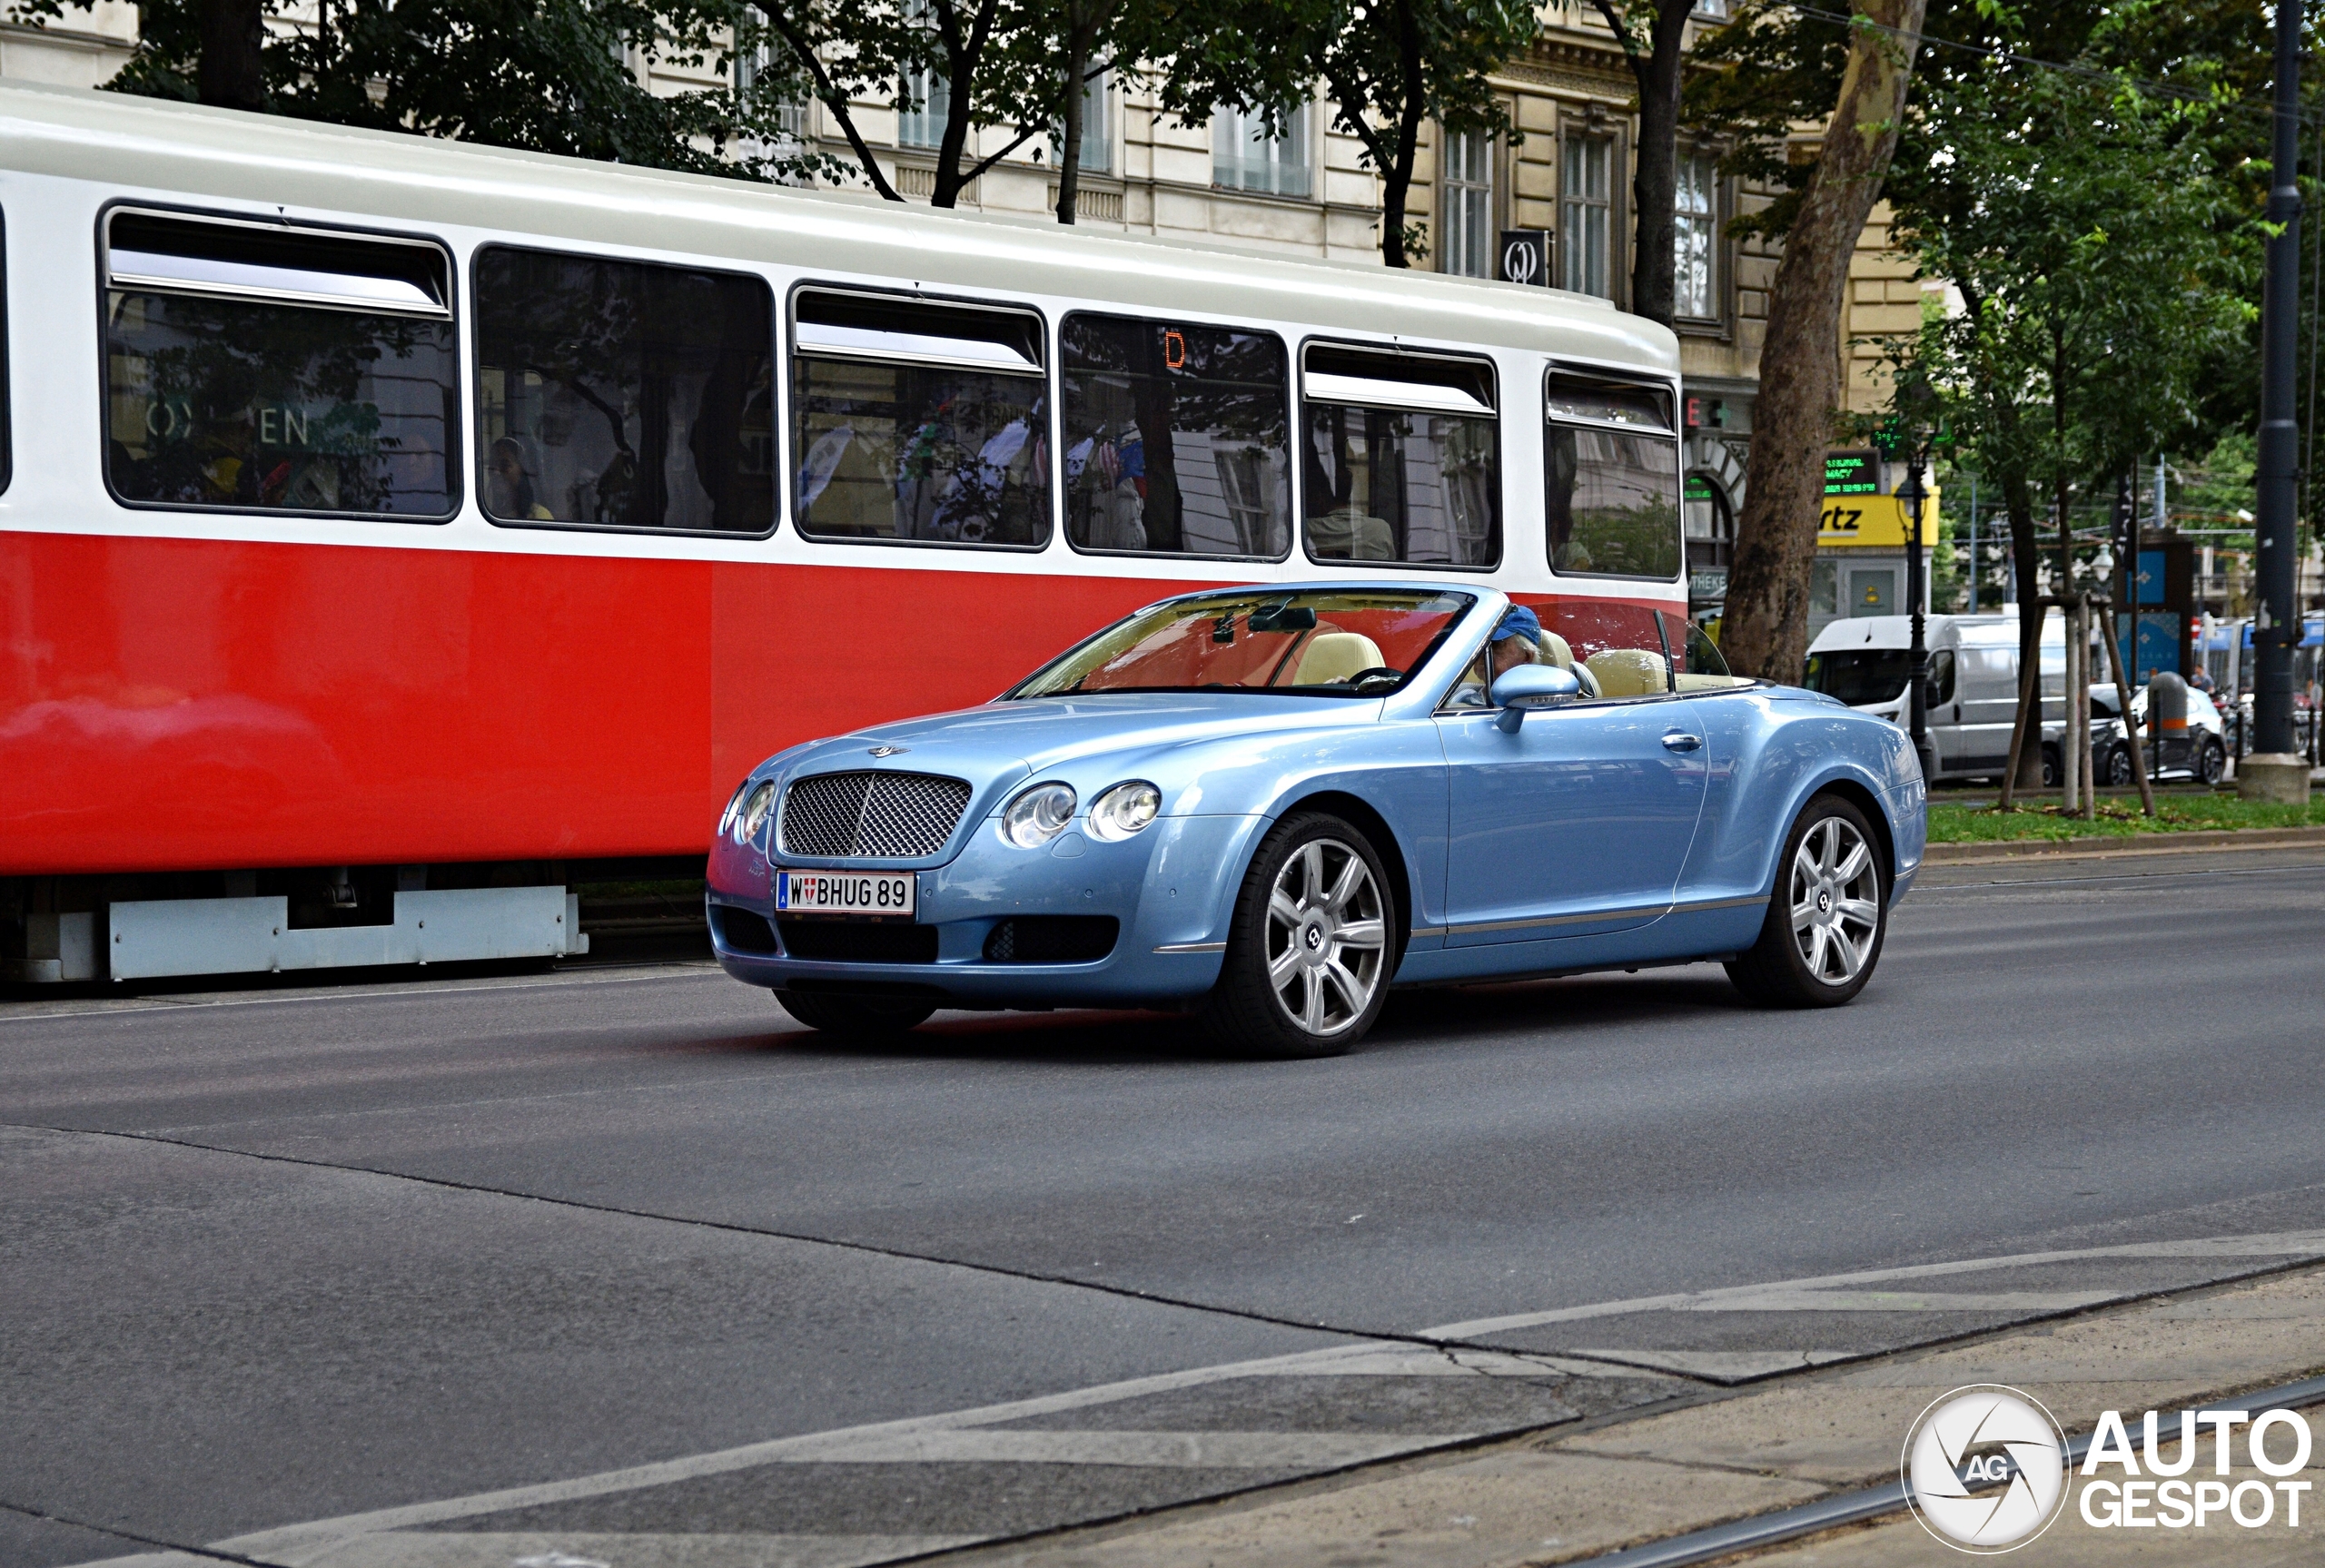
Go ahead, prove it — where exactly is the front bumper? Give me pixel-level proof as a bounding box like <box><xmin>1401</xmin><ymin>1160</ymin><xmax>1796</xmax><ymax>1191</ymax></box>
<box><xmin>707</xmin><ymin>813</ymin><xmax>1271</xmax><ymax>1007</ymax></box>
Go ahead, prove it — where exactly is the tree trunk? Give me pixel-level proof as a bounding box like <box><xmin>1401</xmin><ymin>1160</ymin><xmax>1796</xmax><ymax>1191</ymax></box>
<box><xmin>1612</xmin><ymin>0</ymin><xmax>1693</xmax><ymax>328</ymax></box>
<box><xmin>1056</xmin><ymin>51</ymin><xmax>1084</xmax><ymax>222</ymax></box>
<box><xmin>199</xmin><ymin>0</ymin><xmax>267</xmax><ymax>112</ymax></box>
<box><xmin>1056</xmin><ymin>21</ymin><xmax>1098</xmax><ymax>223</ymax></box>
<box><xmin>2001</xmin><ymin>461</ymin><xmax>2045</xmax><ymax>790</ymax></box>
<box><xmin>1717</xmin><ymin>0</ymin><xmax>1929</xmax><ymax>680</ymax></box>
<box><xmin>1377</xmin><ymin>0</ymin><xmax>1427</xmax><ymax>269</ymax></box>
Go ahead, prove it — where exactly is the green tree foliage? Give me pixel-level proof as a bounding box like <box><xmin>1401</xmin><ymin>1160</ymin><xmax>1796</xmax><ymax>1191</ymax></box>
<box><xmin>1149</xmin><ymin>0</ymin><xmax>1538</xmax><ymax>267</ymax></box>
<box><xmin>1886</xmin><ymin>7</ymin><xmax>2259</xmax><ymax>610</ymax></box>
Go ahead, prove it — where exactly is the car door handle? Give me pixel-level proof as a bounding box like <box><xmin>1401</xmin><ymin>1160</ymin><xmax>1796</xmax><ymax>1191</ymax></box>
<box><xmin>1661</xmin><ymin>731</ymin><xmax>1703</xmax><ymax>752</ymax></box>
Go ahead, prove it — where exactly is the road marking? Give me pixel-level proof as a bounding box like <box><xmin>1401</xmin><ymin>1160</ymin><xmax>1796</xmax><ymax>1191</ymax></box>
<box><xmin>61</xmin><ymin>1227</ymin><xmax>2325</xmax><ymax>1568</ymax></box>
<box><xmin>1417</xmin><ymin>1229</ymin><xmax>2325</xmax><ymax>1339</ymax></box>
<box><xmin>784</xmin><ymin>1428</ymin><xmax>1471</xmax><ymax>1467</ymax></box>
<box><xmin>1668</xmin><ymin>1287</ymin><xmax>2122</xmax><ymax>1314</ymax></box>
<box><xmin>1567</xmin><ymin>1348</ymin><xmax>1859</xmax><ymax>1380</ymax></box>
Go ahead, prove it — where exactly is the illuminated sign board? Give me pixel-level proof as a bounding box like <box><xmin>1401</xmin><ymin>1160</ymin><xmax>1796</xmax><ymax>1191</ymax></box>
<box><xmin>1825</xmin><ymin>449</ymin><xmax>1880</xmax><ymax>496</ymax></box>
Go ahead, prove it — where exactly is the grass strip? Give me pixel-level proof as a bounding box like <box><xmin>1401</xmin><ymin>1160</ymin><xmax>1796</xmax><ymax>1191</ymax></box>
<box><xmin>1929</xmin><ymin>794</ymin><xmax>2325</xmax><ymax>843</ymax></box>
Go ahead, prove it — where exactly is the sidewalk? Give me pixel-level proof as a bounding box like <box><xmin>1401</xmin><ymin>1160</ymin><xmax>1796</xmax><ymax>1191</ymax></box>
<box><xmin>969</xmin><ymin>1265</ymin><xmax>2325</xmax><ymax>1568</ymax></box>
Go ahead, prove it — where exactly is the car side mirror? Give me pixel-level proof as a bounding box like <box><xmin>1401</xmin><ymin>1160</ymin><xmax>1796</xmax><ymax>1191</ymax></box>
<box><xmin>1490</xmin><ymin>664</ymin><xmax>1581</xmax><ymax>731</ymax></box>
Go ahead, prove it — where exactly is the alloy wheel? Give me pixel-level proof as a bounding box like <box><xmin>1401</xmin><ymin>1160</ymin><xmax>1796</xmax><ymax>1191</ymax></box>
<box><xmin>1265</xmin><ymin>838</ymin><xmax>1387</xmax><ymax>1036</ymax></box>
<box><xmin>1788</xmin><ymin>816</ymin><xmax>1881</xmax><ymax>986</ymax></box>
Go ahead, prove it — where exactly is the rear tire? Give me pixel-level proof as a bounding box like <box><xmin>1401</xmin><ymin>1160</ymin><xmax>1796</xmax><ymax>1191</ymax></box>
<box><xmin>2040</xmin><ymin>744</ymin><xmax>2061</xmax><ymax>788</ymax></box>
<box><xmin>1725</xmin><ymin>794</ymin><xmax>1889</xmax><ymax>1009</ymax></box>
<box><xmin>1201</xmin><ymin>812</ymin><xmax>1394</xmax><ymax>1059</ymax></box>
<box><xmin>775</xmin><ymin>991</ymin><xmax>936</xmax><ymax>1038</ymax></box>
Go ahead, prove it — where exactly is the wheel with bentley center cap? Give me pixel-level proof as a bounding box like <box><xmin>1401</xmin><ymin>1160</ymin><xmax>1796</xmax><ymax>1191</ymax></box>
<box><xmin>1202</xmin><ymin>812</ymin><xmax>1395</xmax><ymax>1059</ymax></box>
<box><xmin>1726</xmin><ymin>794</ymin><xmax>1888</xmax><ymax>1008</ymax></box>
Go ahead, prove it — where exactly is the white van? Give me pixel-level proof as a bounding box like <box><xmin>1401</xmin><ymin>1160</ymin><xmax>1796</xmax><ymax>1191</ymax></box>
<box><xmin>1804</xmin><ymin>611</ymin><xmax>2065</xmax><ymax>782</ymax></box>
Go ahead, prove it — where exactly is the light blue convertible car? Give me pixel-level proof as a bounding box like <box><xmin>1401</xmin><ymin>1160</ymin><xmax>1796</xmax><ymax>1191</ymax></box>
<box><xmin>708</xmin><ymin>584</ymin><xmax>1925</xmax><ymax>1057</ymax></box>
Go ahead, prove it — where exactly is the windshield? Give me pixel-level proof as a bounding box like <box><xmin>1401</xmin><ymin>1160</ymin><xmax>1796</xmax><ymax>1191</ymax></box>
<box><xmin>1011</xmin><ymin>588</ymin><xmax>1476</xmax><ymax>698</ymax></box>
<box><xmin>1802</xmin><ymin>648</ymin><xmax>1912</xmax><ymax>707</ymax></box>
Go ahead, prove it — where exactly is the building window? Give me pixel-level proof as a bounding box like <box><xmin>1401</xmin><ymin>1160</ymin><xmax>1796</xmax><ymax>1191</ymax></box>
<box><xmin>898</xmin><ymin>2</ymin><xmax>948</xmax><ymax>153</ymax></box>
<box><xmin>1067</xmin><ymin>68</ymin><xmax>1111</xmax><ymax>173</ymax></box>
<box><xmin>1675</xmin><ymin>152</ymin><xmax>1718</xmax><ymax>319</ymax></box>
<box><xmin>1561</xmin><ymin>134</ymin><xmax>1612</xmax><ymax>298</ymax></box>
<box><xmin>736</xmin><ymin>11</ymin><xmax>809</xmax><ymax>143</ymax></box>
<box><xmin>1214</xmin><ymin>104</ymin><xmax>1311</xmax><ymax>199</ymax></box>
<box><xmin>1441</xmin><ymin>128</ymin><xmax>1493</xmax><ymax>280</ymax></box>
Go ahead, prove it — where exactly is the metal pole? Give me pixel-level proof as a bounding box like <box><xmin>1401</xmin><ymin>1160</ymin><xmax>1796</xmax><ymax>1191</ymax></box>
<box><xmin>2252</xmin><ymin>0</ymin><xmax>2303</xmax><ymax>760</ymax></box>
<box><xmin>1967</xmin><ymin>474</ymin><xmax>1979</xmax><ymax>614</ymax></box>
<box><xmin>1905</xmin><ymin>447</ymin><xmax>1933</xmax><ymax>779</ymax></box>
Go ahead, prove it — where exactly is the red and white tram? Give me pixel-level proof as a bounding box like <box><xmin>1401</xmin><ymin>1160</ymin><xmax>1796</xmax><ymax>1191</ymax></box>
<box><xmin>0</xmin><ymin>82</ymin><xmax>1693</xmax><ymax>983</ymax></box>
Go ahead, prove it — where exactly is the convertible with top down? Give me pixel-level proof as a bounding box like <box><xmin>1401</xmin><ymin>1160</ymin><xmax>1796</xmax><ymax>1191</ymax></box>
<box><xmin>707</xmin><ymin>583</ymin><xmax>1925</xmax><ymax>1057</ymax></box>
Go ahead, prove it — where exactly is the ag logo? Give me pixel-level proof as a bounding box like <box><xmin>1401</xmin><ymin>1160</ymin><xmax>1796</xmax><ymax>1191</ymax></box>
<box><xmin>1903</xmin><ymin>1386</ymin><xmax>2069</xmax><ymax>1553</ymax></box>
<box><xmin>866</xmin><ymin>745</ymin><xmax>909</xmax><ymax>757</ymax></box>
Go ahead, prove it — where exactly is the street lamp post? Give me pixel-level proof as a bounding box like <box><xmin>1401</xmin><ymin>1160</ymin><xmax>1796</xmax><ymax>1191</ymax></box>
<box><xmin>1904</xmin><ymin>446</ymin><xmax>1932</xmax><ymax>780</ymax></box>
<box><xmin>2243</xmin><ymin>0</ymin><xmax>2310</xmax><ymax>804</ymax></box>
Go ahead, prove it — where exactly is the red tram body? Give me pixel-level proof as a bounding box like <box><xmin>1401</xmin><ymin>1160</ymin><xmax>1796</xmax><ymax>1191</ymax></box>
<box><xmin>0</xmin><ymin>84</ymin><xmax>1687</xmax><ymax>982</ymax></box>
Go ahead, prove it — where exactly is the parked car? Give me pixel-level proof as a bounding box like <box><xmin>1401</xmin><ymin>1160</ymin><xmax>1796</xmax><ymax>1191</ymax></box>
<box><xmin>2088</xmin><ymin>685</ymin><xmax>2228</xmax><ymax>786</ymax></box>
<box><xmin>708</xmin><ymin>584</ymin><xmax>1925</xmax><ymax>1057</ymax></box>
<box><xmin>1805</xmin><ymin>611</ymin><xmax>2061</xmax><ymax>782</ymax></box>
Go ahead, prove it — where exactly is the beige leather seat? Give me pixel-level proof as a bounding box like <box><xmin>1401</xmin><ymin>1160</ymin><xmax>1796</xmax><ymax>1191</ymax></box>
<box><xmin>1538</xmin><ymin>629</ymin><xmax>1576</xmax><ymax>669</ymax></box>
<box><xmin>1584</xmin><ymin>646</ymin><xmax>1669</xmax><ymax>697</ymax></box>
<box><xmin>1291</xmin><ymin>630</ymin><xmax>1387</xmax><ymax>685</ymax></box>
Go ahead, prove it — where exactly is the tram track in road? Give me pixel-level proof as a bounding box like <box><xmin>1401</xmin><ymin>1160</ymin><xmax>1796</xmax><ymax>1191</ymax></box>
<box><xmin>4</xmin><ymin>849</ymin><xmax>2324</xmax><ymax>1567</ymax></box>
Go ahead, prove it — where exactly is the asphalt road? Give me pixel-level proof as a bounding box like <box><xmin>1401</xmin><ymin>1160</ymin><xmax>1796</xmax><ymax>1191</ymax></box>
<box><xmin>5</xmin><ymin>851</ymin><xmax>2325</xmax><ymax>1568</ymax></box>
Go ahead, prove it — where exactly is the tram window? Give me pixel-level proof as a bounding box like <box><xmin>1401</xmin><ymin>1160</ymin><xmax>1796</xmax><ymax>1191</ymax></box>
<box><xmin>1545</xmin><ymin>372</ymin><xmax>1681</xmax><ymax>580</ymax></box>
<box><xmin>793</xmin><ymin>289</ymin><xmax>1049</xmax><ymax>547</ymax></box>
<box><xmin>1301</xmin><ymin>344</ymin><xmax>1499</xmax><ymax>568</ymax></box>
<box><xmin>103</xmin><ymin>210</ymin><xmax>456</xmax><ymax>518</ymax></box>
<box><xmin>1061</xmin><ymin>313</ymin><xmax>1291</xmax><ymax>558</ymax></box>
<box><xmin>475</xmin><ymin>248</ymin><xmax>774</xmax><ymax>534</ymax></box>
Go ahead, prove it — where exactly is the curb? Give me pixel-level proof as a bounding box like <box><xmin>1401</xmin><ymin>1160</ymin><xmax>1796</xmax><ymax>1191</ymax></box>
<box><xmin>1923</xmin><ymin>823</ymin><xmax>2325</xmax><ymax>864</ymax></box>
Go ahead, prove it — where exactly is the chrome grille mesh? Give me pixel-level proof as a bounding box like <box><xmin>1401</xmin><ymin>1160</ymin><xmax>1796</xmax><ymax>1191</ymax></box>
<box><xmin>778</xmin><ymin>771</ymin><xmax>972</xmax><ymax>858</ymax></box>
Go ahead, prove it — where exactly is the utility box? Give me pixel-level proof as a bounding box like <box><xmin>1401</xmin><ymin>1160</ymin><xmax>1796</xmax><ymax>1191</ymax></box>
<box><xmin>2122</xmin><ymin>535</ymin><xmax>2197</xmax><ymax>681</ymax></box>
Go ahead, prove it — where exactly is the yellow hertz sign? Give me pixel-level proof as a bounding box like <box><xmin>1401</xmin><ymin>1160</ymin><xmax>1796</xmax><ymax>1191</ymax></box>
<box><xmin>1820</xmin><ymin>492</ymin><xmax>1938</xmax><ymax>548</ymax></box>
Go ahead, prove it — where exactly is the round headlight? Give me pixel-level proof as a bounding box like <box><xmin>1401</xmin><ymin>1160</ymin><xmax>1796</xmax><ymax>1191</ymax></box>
<box><xmin>1086</xmin><ymin>781</ymin><xmax>1161</xmax><ymax>842</ymax></box>
<box><xmin>1003</xmin><ymin>783</ymin><xmax>1077</xmax><ymax>848</ymax></box>
<box><xmin>735</xmin><ymin>781</ymin><xmax>776</xmax><ymax>844</ymax></box>
<box><xmin>717</xmin><ymin>779</ymin><xmax>751</xmax><ymax>833</ymax></box>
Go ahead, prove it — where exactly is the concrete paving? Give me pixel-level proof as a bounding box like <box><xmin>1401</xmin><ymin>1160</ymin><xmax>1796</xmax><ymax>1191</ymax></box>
<box><xmin>5</xmin><ymin>845</ymin><xmax>2324</xmax><ymax>1566</ymax></box>
<box><xmin>964</xmin><ymin>1264</ymin><xmax>2325</xmax><ymax>1568</ymax></box>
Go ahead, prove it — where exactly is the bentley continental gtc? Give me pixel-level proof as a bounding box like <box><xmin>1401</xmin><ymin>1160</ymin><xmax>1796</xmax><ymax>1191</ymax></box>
<box><xmin>707</xmin><ymin>584</ymin><xmax>1926</xmax><ymax>1057</ymax></box>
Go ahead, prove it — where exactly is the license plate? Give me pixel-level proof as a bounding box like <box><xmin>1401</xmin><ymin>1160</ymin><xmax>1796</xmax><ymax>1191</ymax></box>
<box><xmin>776</xmin><ymin>870</ymin><xmax>916</xmax><ymax>918</ymax></box>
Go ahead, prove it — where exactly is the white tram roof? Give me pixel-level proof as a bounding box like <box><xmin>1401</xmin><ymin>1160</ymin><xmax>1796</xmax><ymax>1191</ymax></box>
<box><xmin>0</xmin><ymin>81</ymin><xmax>1678</xmax><ymax>377</ymax></box>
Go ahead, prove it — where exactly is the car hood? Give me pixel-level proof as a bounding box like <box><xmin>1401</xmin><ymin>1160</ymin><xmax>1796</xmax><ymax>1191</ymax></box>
<box><xmin>775</xmin><ymin>693</ymin><xmax>1382</xmax><ymax>812</ymax></box>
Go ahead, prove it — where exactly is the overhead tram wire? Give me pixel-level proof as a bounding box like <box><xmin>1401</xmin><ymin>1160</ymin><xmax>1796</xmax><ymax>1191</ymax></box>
<box><xmin>1774</xmin><ymin>3</ymin><xmax>2325</xmax><ymax>128</ymax></box>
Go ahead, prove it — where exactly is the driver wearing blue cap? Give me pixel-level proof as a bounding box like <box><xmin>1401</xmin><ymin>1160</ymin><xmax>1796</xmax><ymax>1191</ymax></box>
<box><xmin>1447</xmin><ymin>603</ymin><xmax>1547</xmax><ymax>707</ymax></box>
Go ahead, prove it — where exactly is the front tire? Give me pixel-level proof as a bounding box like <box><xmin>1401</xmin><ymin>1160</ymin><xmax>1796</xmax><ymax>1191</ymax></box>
<box><xmin>1726</xmin><ymin>795</ymin><xmax>1888</xmax><ymax>1008</ymax></box>
<box><xmin>2102</xmin><ymin>745</ymin><xmax>2134</xmax><ymax>788</ymax></box>
<box><xmin>2199</xmin><ymin>737</ymin><xmax>2227</xmax><ymax>785</ymax></box>
<box><xmin>776</xmin><ymin>990</ymin><xmax>936</xmax><ymax>1038</ymax></box>
<box><xmin>1202</xmin><ymin>813</ymin><xmax>1394</xmax><ymax>1059</ymax></box>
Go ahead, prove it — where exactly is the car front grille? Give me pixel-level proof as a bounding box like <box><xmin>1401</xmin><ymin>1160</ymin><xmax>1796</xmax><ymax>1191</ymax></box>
<box><xmin>778</xmin><ymin>771</ymin><xmax>973</xmax><ymax>858</ymax></box>
<box><xmin>777</xmin><ymin>920</ymin><xmax>940</xmax><ymax>963</ymax></box>
<box><xmin>984</xmin><ymin>916</ymin><xmax>1120</xmax><ymax>963</ymax></box>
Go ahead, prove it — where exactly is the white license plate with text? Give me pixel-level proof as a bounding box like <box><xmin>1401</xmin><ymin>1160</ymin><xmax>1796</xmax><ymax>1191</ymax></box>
<box><xmin>776</xmin><ymin>870</ymin><xmax>916</xmax><ymax>918</ymax></box>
